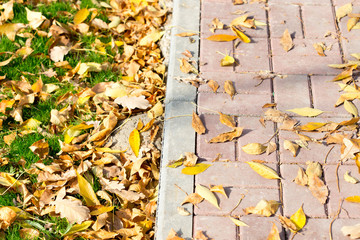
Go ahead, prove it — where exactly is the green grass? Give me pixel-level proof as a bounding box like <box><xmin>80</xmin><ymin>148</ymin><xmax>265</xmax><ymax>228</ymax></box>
<box><xmin>0</xmin><ymin>191</ymin><xmax>18</xmax><ymax>207</ymax></box>
<box><xmin>22</xmin><ymin>98</ymin><xmax>58</xmax><ymax>125</ymax></box>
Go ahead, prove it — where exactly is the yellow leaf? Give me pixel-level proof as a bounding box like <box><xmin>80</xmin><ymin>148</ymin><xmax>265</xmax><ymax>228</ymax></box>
<box><xmin>229</xmin><ymin>217</ymin><xmax>248</xmax><ymax>227</ymax></box>
<box><xmin>21</xmin><ymin>118</ymin><xmax>41</xmax><ymax>130</ymax></box>
<box><xmin>175</xmin><ymin>32</ymin><xmax>197</xmax><ymax>37</ymax></box>
<box><xmin>267</xmin><ymin>223</ymin><xmax>281</xmax><ymax>240</ymax></box>
<box><xmin>246</xmin><ymin>161</ymin><xmax>280</xmax><ymax>179</ymax></box>
<box><xmin>147</xmin><ymin>101</ymin><xmax>163</xmax><ymax>119</ymax></box>
<box><xmin>90</xmin><ymin>206</ymin><xmax>114</xmax><ymax>215</ymax></box>
<box><xmin>313</xmin><ymin>42</ymin><xmax>326</xmax><ymax>56</ymax></box>
<box><xmin>286</xmin><ymin>107</ymin><xmax>324</xmax><ymax>117</ymax></box>
<box><xmin>181</xmin><ymin>163</ymin><xmax>211</xmax><ymax>175</ymax></box>
<box><xmin>65</xmin><ymin>220</ymin><xmax>93</xmax><ymax>236</ymax></box>
<box><xmin>192</xmin><ymin>111</ymin><xmax>206</xmax><ymax>134</ymax></box>
<box><xmin>224</xmin><ymin>80</ymin><xmax>236</xmax><ymax>99</ymax></box>
<box><xmin>345</xmin><ymin>195</ymin><xmax>360</xmax><ymax>203</ymax></box>
<box><xmin>139</xmin><ymin>30</ymin><xmax>164</xmax><ymax>46</ymax></box>
<box><xmin>64</xmin><ymin>123</ymin><xmax>93</xmax><ymax>144</ymax></box>
<box><xmin>279</xmin><ymin>215</ymin><xmax>298</xmax><ymax>232</ymax></box>
<box><xmin>290</xmin><ymin>205</ymin><xmax>306</xmax><ymax>232</ymax></box>
<box><xmin>242</xmin><ymin>143</ymin><xmax>267</xmax><ymax>155</ymax></box>
<box><xmin>209</xmin><ymin>127</ymin><xmax>243</xmax><ymax>143</ymax></box>
<box><xmin>254</xmin><ymin>20</ymin><xmax>267</xmax><ymax>27</ymax></box>
<box><xmin>177</xmin><ymin>206</ymin><xmax>191</xmax><ymax>216</ymax></box>
<box><xmin>129</xmin><ymin>128</ymin><xmax>140</xmax><ymax>157</ymax></box>
<box><xmin>206</xmin><ymin>34</ymin><xmax>238</xmax><ymax>42</ymax></box>
<box><xmin>344</xmin><ymin>171</ymin><xmax>359</xmax><ymax>184</ymax></box>
<box><xmin>196</xmin><ymin>184</ymin><xmax>220</xmax><ymax>209</ymax></box>
<box><xmin>218</xmin><ymin>112</ymin><xmax>236</xmax><ymax>128</ymax></box>
<box><xmin>244</xmin><ymin>199</ymin><xmax>280</xmax><ymax>217</ymax></box>
<box><xmin>76</xmin><ymin>171</ymin><xmax>100</xmax><ymax>206</ymax></box>
<box><xmin>221</xmin><ymin>55</ymin><xmax>235</xmax><ymax>66</ymax></box>
<box><xmin>210</xmin><ymin>185</ymin><xmax>227</xmax><ymax>198</ymax></box>
<box><xmin>348</xmin><ymin>17</ymin><xmax>359</xmax><ymax>31</ymax></box>
<box><xmin>207</xmin><ymin>80</ymin><xmax>219</xmax><ymax>93</ymax></box>
<box><xmin>231</xmin><ymin>26</ymin><xmax>251</xmax><ymax>43</ymax></box>
<box><xmin>0</xmin><ymin>23</ymin><xmax>26</xmax><ymax>41</ymax></box>
<box><xmin>284</xmin><ymin>140</ymin><xmax>299</xmax><ymax>157</ymax></box>
<box><xmin>74</xmin><ymin>9</ymin><xmax>89</xmax><ymax>25</ymax></box>
<box><xmin>336</xmin><ymin>3</ymin><xmax>352</xmax><ymax>21</ymax></box>
<box><xmin>344</xmin><ymin>100</ymin><xmax>358</xmax><ymax>117</ymax></box>
<box><xmin>280</xmin><ymin>29</ymin><xmax>293</xmax><ymax>52</ymax></box>
<box><xmin>299</xmin><ymin>122</ymin><xmax>327</xmax><ymax>131</ymax></box>
<box><xmin>351</xmin><ymin>53</ymin><xmax>360</xmax><ymax>60</ymax></box>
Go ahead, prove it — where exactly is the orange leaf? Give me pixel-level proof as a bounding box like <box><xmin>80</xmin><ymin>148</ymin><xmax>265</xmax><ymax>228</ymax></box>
<box><xmin>206</xmin><ymin>34</ymin><xmax>237</xmax><ymax>42</ymax></box>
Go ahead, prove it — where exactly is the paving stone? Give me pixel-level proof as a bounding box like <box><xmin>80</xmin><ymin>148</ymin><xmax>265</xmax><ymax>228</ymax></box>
<box><xmin>201</xmin><ymin>18</ymin><xmax>233</xmax><ymax>39</ymax></box>
<box><xmin>302</xmin><ymin>5</ymin><xmax>337</xmax><ymax>39</ymax></box>
<box><xmin>280</xmin><ymin>164</ymin><xmax>327</xmax><ymax>218</ymax></box>
<box><xmin>200</xmin><ymin>40</ymin><xmax>234</xmax><ymax>73</ymax></box>
<box><xmin>269</xmin><ymin>0</ymin><xmax>331</xmax><ymax>5</ymax></box>
<box><xmin>197</xmin><ymin>92</ymin><xmax>271</xmax><ymax>116</ymax></box>
<box><xmin>269</xmin><ymin>4</ymin><xmax>303</xmax><ymax>39</ymax></box>
<box><xmin>193</xmin><ymin>215</ymin><xmax>237</xmax><ymax>240</ymax></box>
<box><xmin>196</xmin><ymin>161</ymin><xmax>279</xmax><ymax>189</ymax></box>
<box><xmin>234</xmin><ymin>38</ymin><xmax>270</xmax><ymax>72</ymax></box>
<box><xmin>334</xmin><ymin>0</ymin><xmax>360</xmax><ymax>6</ymax></box>
<box><xmin>271</xmin><ymin>38</ymin><xmax>342</xmax><ymax>75</ymax></box>
<box><xmin>324</xmin><ymin>164</ymin><xmax>360</xmax><ymax>218</ymax></box>
<box><xmin>338</xmin><ymin>6</ymin><xmax>360</xmax><ymax>42</ymax></box>
<box><xmin>198</xmin><ymin>72</ymin><xmax>271</xmax><ymax>94</ymax></box>
<box><xmin>239</xmin><ymin>216</ymin><xmax>285</xmax><ymax>240</ymax></box>
<box><xmin>201</xmin><ymin>1</ymin><xmax>243</xmax><ymax>19</ymax></box>
<box><xmin>332</xmin><ymin>218</ymin><xmax>360</xmax><ymax>239</ymax></box>
<box><xmin>238</xmin><ymin>117</ymin><xmax>277</xmax><ymax>163</ymax></box>
<box><xmin>273</xmin><ymin>75</ymin><xmax>311</xmax><ymax>111</ymax></box>
<box><xmin>196</xmin><ymin>114</ymin><xmax>236</xmax><ymax>160</ymax></box>
<box><xmin>341</xmin><ymin>33</ymin><xmax>360</xmax><ymax>61</ymax></box>
<box><xmin>292</xmin><ymin>218</ymin><xmax>331</xmax><ymax>240</ymax></box>
<box><xmin>195</xmin><ymin>187</ymin><xmax>280</xmax><ymax>216</ymax></box>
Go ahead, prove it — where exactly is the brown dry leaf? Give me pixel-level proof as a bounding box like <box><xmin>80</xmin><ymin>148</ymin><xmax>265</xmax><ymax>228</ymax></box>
<box><xmin>284</xmin><ymin>140</ymin><xmax>299</xmax><ymax>157</ymax></box>
<box><xmin>294</xmin><ymin>167</ymin><xmax>308</xmax><ymax>186</ymax></box>
<box><xmin>207</xmin><ymin>80</ymin><xmax>219</xmax><ymax>93</ymax></box>
<box><xmin>0</xmin><ymin>207</ymin><xmax>16</xmax><ymax>230</ymax></box>
<box><xmin>210</xmin><ymin>18</ymin><xmax>224</xmax><ymax>33</ymax></box>
<box><xmin>224</xmin><ymin>80</ymin><xmax>236</xmax><ymax>99</ymax></box>
<box><xmin>210</xmin><ymin>185</ymin><xmax>227</xmax><ymax>198</ymax></box>
<box><xmin>192</xmin><ymin>112</ymin><xmax>206</xmax><ymax>135</ymax></box>
<box><xmin>166</xmin><ymin>228</ymin><xmax>185</xmax><ymax>240</ymax></box>
<box><xmin>246</xmin><ymin>161</ymin><xmax>281</xmax><ymax>179</ymax></box>
<box><xmin>148</xmin><ymin>101</ymin><xmax>163</xmax><ymax>119</ymax></box>
<box><xmin>218</xmin><ymin>112</ymin><xmax>236</xmax><ymax>128</ymax></box>
<box><xmin>242</xmin><ymin>143</ymin><xmax>267</xmax><ymax>155</ymax></box>
<box><xmin>183</xmin><ymin>152</ymin><xmax>198</xmax><ymax>167</ymax></box>
<box><xmin>49</xmin><ymin>46</ymin><xmax>71</xmax><ymax>62</ymax></box>
<box><xmin>3</xmin><ymin>132</ymin><xmax>16</xmax><ymax>146</ymax></box>
<box><xmin>341</xmin><ymin>138</ymin><xmax>360</xmax><ymax>161</ymax></box>
<box><xmin>179</xmin><ymin>58</ymin><xmax>198</xmax><ymax>74</ymax></box>
<box><xmin>1</xmin><ymin>1</ymin><xmax>14</xmax><ymax>22</ymax></box>
<box><xmin>181</xmin><ymin>193</ymin><xmax>204</xmax><ymax>205</ymax></box>
<box><xmin>326</xmin><ymin>133</ymin><xmax>349</xmax><ymax>145</ymax></box>
<box><xmin>196</xmin><ymin>184</ymin><xmax>220</xmax><ymax>209</ymax></box>
<box><xmin>341</xmin><ymin>223</ymin><xmax>360</xmax><ymax>239</ymax></box>
<box><xmin>54</xmin><ymin>199</ymin><xmax>91</xmax><ymax>224</ymax></box>
<box><xmin>0</xmin><ymin>23</ymin><xmax>26</xmax><ymax>41</ymax></box>
<box><xmin>244</xmin><ymin>199</ymin><xmax>280</xmax><ymax>217</ymax></box>
<box><xmin>266</xmin><ymin>142</ymin><xmax>277</xmax><ymax>155</ymax></box>
<box><xmin>19</xmin><ymin>228</ymin><xmax>40</xmax><ymax>239</ymax></box>
<box><xmin>194</xmin><ymin>230</ymin><xmax>209</xmax><ymax>240</ymax></box>
<box><xmin>206</xmin><ymin>34</ymin><xmax>238</xmax><ymax>42</ymax></box>
<box><xmin>177</xmin><ymin>207</ymin><xmax>191</xmax><ymax>216</ymax></box>
<box><xmin>114</xmin><ymin>95</ymin><xmax>151</xmax><ymax>110</ymax></box>
<box><xmin>209</xmin><ymin>127</ymin><xmax>243</xmax><ymax>143</ymax></box>
<box><xmin>267</xmin><ymin>223</ymin><xmax>281</xmax><ymax>240</ymax></box>
<box><xmin>280</xmin><ymin>29</ymin><xmax>293</xmax><ymax>52</ymax></box>
<box><xmin>306</xmin><ymin>161</ymin><xmax>322</xmax><ymax>179</ymax></box>
<box><xmin>332</xmin><ymin>65</ymin><xmax>357</xmax><ymax>81</ymax></box>
<box><xmin>279</xmin><ymin>215</ymin><xmax>298</xmax><ymax>232</ymax></box>
<box><xmin>176</xmin><ymin>32</ymin><xmax>197</xmax><ymax>37</ymax></box>
<box><xmin>313</xmin><ymin>42</ymin><xmax>326</xmax><ymax>56</ymax></box>
<box><xmin>29</xmin><ymin>139</ymin><xmax>49</xmax><ymax>159</ymax></box>
<box><xmin>308</xmin><ymin>175</ymin><xmax>328</xmax><ymax>204</ymax></box>
<box><xmin>262</xmin><ymin>103</ymin><xmax>277</xmax><ymax>108</ymax></box>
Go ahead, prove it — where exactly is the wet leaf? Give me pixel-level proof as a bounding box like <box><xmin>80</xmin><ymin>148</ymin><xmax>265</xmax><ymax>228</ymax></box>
<box><xmin>209</xmin><ymin>127</ymin><xmax>243</xmax><ymax>143</ymax></box>
<box><xmin>210</xmin><ymin>185</ymin><xmax>227</xmax><ymax>198</ymax></box>
<box><xmin>207</xmin><ymin>80</ymin><xmax>219</xmax><ymax>93</ymax></box>
<box><xmin>77</xmin><ymin>171</ymin><xmax>100</xmax><ymax>206</ymax></box>
<box><xmin>224</xmin><ymin>80</ymin><xmax>236</xmax><ymax>99</ymax></box>
<box><xmin>267</xmin><ymin>223</ymin><xmax>281</xmax><ymax>240</ymax></box>
<box><xmin>74</xmin><ymin>8</ymin><xmax>89</xmax><ymax>25</ymax></box>
<box><xmin>206</xmin><ymin>34</ymin><xmax>238</xmax><ymax>42</ymax></box>
<box><xmin>345</xmin><ymin>196</ymin><xmax>360</xmax><ymax>203</ymax></box>
<box><xmin>344</xmin><ymin>171</ymin><xmax>359</xmax><ymax>184</ymax></box>
<box><xmin>229</xmin><ymin>217</ymin><xmax>248</xmax><ymax>227</ymax></box>
<box><xmin>221</xmin><ymin>54</ymin><xmax>235</xmax><ymax>66</ymax></box>
<box><xmin>336</xmin><ymin>3</ymin><xmax>352</xmax><ymax>21</ymax></box>
<box><xmin>290</xmin><ymin>205</ymin><xmax>306</xmax><ymax>232</ymax></box>
<box><xmin>286</xmin><ymin>107</ymin><xmax>324</xmax><ymax>117</ymax></box>
<box><xmin>246</xmin><ymin>161</ymin><xmax>280</xmax><ymax>179</ymax></box>
<box><xmin>192</xmin><ymin>112</ymin><xmax>206</xmax><ymax>134</ymax></box>
<box><xmin>218</xmin><ymin>112</ymin><xmax>236</xmax><ymax>128</ymax></box>
<box><xmin>242</xmin><ymin>143</ymin><xmax>267</xmax><ymax>155</ymax></box>
<box><xmin>344</xmin><ymin>100</ymin><xmax>358</xmax><ymax>117</ymax></box>
<box><xmin>280</xmin><ymin>29</ymin><xmax>293</xmax><ymax>52</ymax></box>
<box><xmin>196</xmin><ymin>184</ymin><xmax>220</xmax><ymax>209</ymax></box>
<box><xmin>181</xmin><ymin>163</ymin><xmax>211</xmax><ymax>175</ymax></box>
<box><xmin>181</xmin><ymin>193</ymin><xmax>204</xmax><ymax>205</ymax></box>
<box><xmin>244</xmin><ymin>199</ymin><xmax>280</xmax><ymax>217</ymax></box>
<box><xmin>284</xmin><ymin>140</ymin><xmax>299</xmax><ymax>157</ymax></box>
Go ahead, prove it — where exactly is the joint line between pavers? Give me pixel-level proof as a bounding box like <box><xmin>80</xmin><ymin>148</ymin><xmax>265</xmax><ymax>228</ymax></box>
<box><xmin>307</xmin><ymin>75</ymin><xmax>314</xmax><ymax>108</ymax></box>
<box><xmin>329</xmin><ymin>0</ymin><xmax>346</xmax><ymax>64</ymax></box>
<box><xmin>298</xmin><ymin>5</ymin><xmax>306</xmax><ymax>39</ymax></box>
<box><xmin>265</xmin><ymin>2</ymin><xmax>273</xmax><ymax>73</ymax></box>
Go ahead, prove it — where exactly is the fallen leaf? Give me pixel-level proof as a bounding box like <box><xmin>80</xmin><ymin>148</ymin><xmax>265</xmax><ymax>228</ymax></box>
<box><xmin>286</xmin><ymin>107</ymin><xmax>324</xmax><ymax>117</ymax></box>
<box><xmin>345</xmin><ymin>196</ymin><xmax>360</xmax><ymax>203</ymax></box>
<box><xmin>263</xmin><ymin>103</ymin><xmax>277</xmax><ymax>108</ymax></box>
<box><xmin>177</xmin><ymin>207</ymin><xmax>191</xmax><ymax>216</ymax></box>
<box><xmin>218</xmin><ymin>112</ymin><xmax>236</xmax><ymax>128</ymax></box>
<box><xmin>77</xmin><ymin>171</ymin><xmax>101</xmax><ymax>206</ymax></box>
<box><xmin>279</xmin><ymin>215</ymin><xmax>298</xmax><ymax>232</ymax></box>
<box><xmin>341</xmin><ymin>223</ymin><xmax>360</xmax><ymax>239</ymax></box>
<box><xmin>181</xmin><ymin>193</ymin><xmax>204</xmax><ymax>205</ymax></box>
<box><xmin>183</xmin><ymin>152</ymin><xmax>198</xmax><ymax>167</ymax></box>
<box><xmin>229</xmin><ymin>217</ymin><xmax>248</xmax><ymax>227</ymax></box>
<box><xmin>224</xmin><ymin>80</ymin><xmax>236</xmax><ymax>99</ymax></box>
<box><xmin>0</xmin><ymin>207</ymin><xmax>16</xmax><ymax>230</ymax></box>
<box><xmin>181</xmin><ymin>163</ymin><xmax>212</xmax><ymax>175</ymax></box>
<box><xmin>266</xmin><ymin>142</ymin><xmax>277</xmax><ymax>155</ymax></box>
<box><xmin>336</xmin><ymin>3</ymin><xmax>352</xmax><ymax>21</ymax></box>
<box><xmin>206</xmin><ymin>34</ymin><xmax>238</xmax><ymax>42</ymax></box>
<box><xmin>129</xmin><ymin>128</ymin><xmax>140</xmax><ymax>157</ymax></box>
<box><xmin>344</xmin><ymin>100</ymin><xmax>358</xmax><ymax>117</ymax></box>
<box><xmin>344</xmin><ymin>171</ymin><xmax>359</xmax><ymax>184</ymax></box>
<box><xmin>231</xmin><ymin>26</ymin><xmax>251</xmax><ymax>43</ymax></box>
<box><xmin>74</xmin><ymin>8</ymin><xmax>89</xmax><ymax>25</ymax></box>
<box><xmin>306</xmin><ymin>162</ymin><xmax>322</xmax><ymax>179</ymax></box>
<box><xmin>342</xmin><ymin>138</ymin><xmax>360</xmax><ymax>161</ymax></box>
<box><xmin>147</xmin><ymin>101</ymin><xmax>163</xmax><ymax>119</ymax></box>
<box><xmin>50</xmin><ymin>46</ymin><xmax>71</xmax><ymax>62</ymax></box>
<box><xmin>242</xmin><ymin>143</ymin><xmax>267</xmax><ymax>155</ymax></box>
<box><xmin>0</xmin><ymin>23</ymin><xmax>26</xmax><ymax>41</ymax></box>
<box><xmin>308</xmin><ymin>175</ymin><xmax>328</xmax><ymax>204</ymax></box>
<box><xmin>267</xmin><ymin>223</ymin><xmax>281</xmax><ymax>240</ymax></box>
<box><xmin>284</xmin><ymin>140</ymin><xmax>299</xmax><ymax>157</ymax></box>
<box><xmin>3</xmin><ymin>132</ymin><xmax>16</xmax><ymax>146</ymax></box>
<box><xmin>166</xmin><ymin>228</ymin><xmax>185</xmax><ymax>240</ymax></box>
<box><xmin>299</xmin><ymin>122</ymin><xmax>327</xmax><ymax>131</ymax></box>
<box><xmin>209</xmin><ymin>127</ymin><xmax>243</xmax><ymax>143</ymax></box>
<box><xmin>54</xmin><ymin>199</ymin><xmax>91</xmax><ymax>224</ymax></box>
<box><xmin>313</xmin><ymin>42</ymin><xmax>326</xmax><ymax>56</ymax></box>
<box><xmin>294</xmin><ymin>167</ymin><xmax>308</xmax><ymax>186</ymax></box>
<box><xmin>210</xmin><ymin>18</ymin><xmax>224</xmax><ymax>33</ymax></box>
<box><xmin>244</xmin><ymin>199</ymin><xmax>280</xmax><ymax>217</ymax></box>
<box><xmin>1</xmin><ymin>1</ymin><xmax>14</xmax><ymax>22</ymax></box>
<box><xmin>196</xmin><ymin>184</ymin><xmax>220</xmax><ymax>209</ymax></box>
<box><xmin>176</xmin><ymin>32</ymin><xmax>197</xmax><ymax>37</ymax></box>
<box><xmin>233</xmin><ymin>0</ymin><xmax>244</xmax><ymax>4</ymax></box>
<box><xmin>210</xmin><ymin>185</ymin><xmax>227</xmax><ymax>198</ymax></box>
<box><xmin>207</xmin><ymin>80</ymin><xmax>219</xmax><ymax>93</ymax></box>
<box><xmin>221</xmin><ymin>54</ymin><xmax>235</xmax><ymax>66</ymax></box>
<box><xmin>192</xmin><ymin>112</ymin><xmax>206</xmax><ymax>134</ymax></box>
<box><xmin>114</xmin><ymin>95</ymin><xmax>151</xmax><ymax>110</ymax></box>
<box><xmin>26</xmin><ymin>7</ymin><xmax>46</xmax><ymax>29</ymax></box>
<box><xmin>29</xmin><ymin>139</ymin><xmax>49</xmax><ymax>159</ymax></box>
<box><xmin>351</xmin><ymin>53</ymin><xmax>360</xmax><ymax>60</ymax></box>
<box><xmin>280</xmin><ymin>29</ymin><xmax>293</xmax><ymax>52</ymax></box>
<box><xmin>19</xmin><ymin>228</ymin><xmax>40</xmax><ymax>239</ymax></box>
<box><xmin>348</xmin><ymin>17</ymin><xmax>359</xmax><ymax>31</ymax></box>
<box><xmin>65</xmin><ymin>220</ymin><xmax>93</xmax><ymax>236</ymax></box>
<box><xmin>290</xmin><ymin>205</ymin><xmax>306</xmax><ymax>232</ymax></box>
<box><xmin>246</xmin><ymin>161</ymin><xmax>280</xmax><ymax>179</ymax></box>
<box><xmin>194</xmin><ymin>231</ymin><xmax>209</xmax><ymax>240</ymax></box>
<box><xmin>179</xmin><ymin>58</ymin><xmax>198</xmax><ymax>74</ymax></box>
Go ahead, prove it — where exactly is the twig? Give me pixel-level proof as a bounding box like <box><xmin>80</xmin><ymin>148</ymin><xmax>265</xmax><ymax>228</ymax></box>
<box><xmin>1</xmin><ymin>172</ymin><xmax>24</xmax><ymax>195</ymax></box>
<box><xmin>191</xmin><ymin>102</ymin><xmax>218</xmax><ymax>114</ymax></box>
<box><xmin>264</xmin><ymin>129</ymin><xmax>279</xmax><ymax>144</ymax></box>
<box><xmin>336</xmin><ymin>161</ymin><xmax>341</xmax><ymax>193</ymax></box>
<box><xmin>229</xmin><ymin>193</ymin><xmax>246</xmax><ymax>216</ymax></box>
<box><xmin>329</xmin><ymin>198</ymin><xmax>343</xmax><ymax>240</ymax></box>
<box><xmin>324</xmin><ymin>146</ymin><xmax>335</xmax><ymax>164</ymax></box>
<box><xmin>165</xmin><ymin>114</ymin><xmax>192</xmax><ymax>120</ymax></box>
<box><xmin>174</xmin><ymin>184</ymin><xmax>188</xmax><ymax>196</ymax></box>
<box><xmin>290</xmin><ymin>232</ymin><xmax>297</xmax><ymax>240</ymax></box>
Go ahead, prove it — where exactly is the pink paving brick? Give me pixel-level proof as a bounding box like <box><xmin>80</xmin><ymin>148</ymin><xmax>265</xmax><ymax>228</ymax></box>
<box><xmin>195</xmin><ymin>187</ymin><xmax>280</xmax><ymax>216</ymax></box>
<box><xmin>273</xmin><ymin>75</ymin><xmax>311</xmax><ymax>111</ymax></box>
<box><xmin>341</xmin><ymin>36</ymin><xmax>360</xmax><ymax>61</ymax></box>
<box><xmin>280</xmin><ymin>164</ymin><xmax>327</xmax><ymax>218</ymax></box>
<box><xmin>195</xmin><ymin>161</ymin><xmax>279</xmax><ymax>189</ymax></box>
<box><xmin>197</xmin><ymin>92</ymin><xmax>271</xmax><ymax>116</ymax></box>
<box><xmin>238</xmin><ymin>117</ymin><xmax>277</xmax><ymax>163</ymax></box>
<box><xmin>193</xmin><ymin>215</ymin><xmax>237</xmax><ymax>240</ymax></box>
<box><xmin>234</xmin><ymin>38</ymin><xmax>270</xmax><ymax>72</ymax></box>
<box><xmin>334</xmin><ymin>0</ymin><xmax>360</xmax><ymax>6</ymax></box>
<box><xmin>269</xmin><ymin>0</ymin><xmax>331</xmax><ymax>5</ymax></box>
<box><xmin>198</xmin><ymin>72</ymin><xmax>271</xmax><ymax>94</ymax></box>
<box><xmin>337</xmin><ymin>6</ymin><xmax>360</xmax><ymax>41</ymax></box>
<box><xmin>302</xmin><ymin>5</ymin><xmax>337</xmax><ymax>39</ymax></box>
<box><xmin>239</xmin><ymin>216</ymin><xmax>285</xmax><ymax>240</ymax></box>
<box><xmin>200</xmin><ymin>40</ymin><xmax>234</xmax><ymax>73</ymax></box>
<box><xmin>268</xmin><ymin>4</ymin><xmax>303</xmax><ymax>39</ymax></box>
<box><xmin>324</xmin><ymin>164</ymin><xmax>360</xmax><ymax>219</ymax></box>
<box><xmin>201</xmin><ymin>18</ymin><xmax>233</xmax><ymax>39</ymax></box>
<box><xmin>196</xmin><ymin>114</ymin><xmax>236</xmax><ymax>160</ymax></box>
<box><xmin>332</xmin><ymin>218</ymin><xmax>360</xmax><ymax>239</ymax></box>
<box><xmin>292</xmin><ymin>218</ymin><xmax>331</xmax><ymax>239</ymax></box>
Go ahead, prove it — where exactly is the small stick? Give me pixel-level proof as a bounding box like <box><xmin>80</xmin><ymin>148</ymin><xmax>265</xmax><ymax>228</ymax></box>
<box><xmin>165</xmin><ymin>114</ymin><xmax>192</xmax><ymax>120</ymax></box>
<box><xmin>175</xmin><ymin>184</ymin><xmax>188</xmax><ymax>196</ymax></box>
<box><xmin>1</xmin><ymin>172</ymin><xmax>24</xmax><ymax>196</ymax></box>
<box><xmin>191</xmin><ymin>102</ymin><xmax>218</xmax><ymax>113</ymax></box>
<box><xmin>336</xmin><ymin>161</ymin><xmax>341</xmax><ymax>193</ymax></box>
<box><xmin>229</xmin><ymin>193</ymin><xmax>246</xmax><ymax>216</ymax></box>
<box><xmin>264</xmin><ymin>129</ymin><xmax>279</xmax><ymax>144</ymax></box>
<box><xmin>329</xmin><ymin>198</ymin><xmax>343</xmax><ymax>240</ymax></box>
<box><xmin>324</xmin><ymin>146</ymin><xmax>335</xmax><ymax>164</ymax></box>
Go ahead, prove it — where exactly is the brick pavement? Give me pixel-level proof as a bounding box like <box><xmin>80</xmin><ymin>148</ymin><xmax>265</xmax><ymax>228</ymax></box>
<box><xmin>190</xmin><ymin>0</ymin><xmax>360</xmax><ymax>239</ymax></box>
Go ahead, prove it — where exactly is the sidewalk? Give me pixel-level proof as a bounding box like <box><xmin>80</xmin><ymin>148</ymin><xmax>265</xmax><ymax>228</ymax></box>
<box><xmin>157</xmin><ymin>0</ymin><xmax>360</xmax><ymax>239</ymax></box>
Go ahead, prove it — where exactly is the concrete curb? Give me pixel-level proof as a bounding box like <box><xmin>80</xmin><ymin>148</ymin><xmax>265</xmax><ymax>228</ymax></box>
<box><xmin>155</xmin><ymin>0</ymin><xmax>200</xmax><ymax>239</ymax></box>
